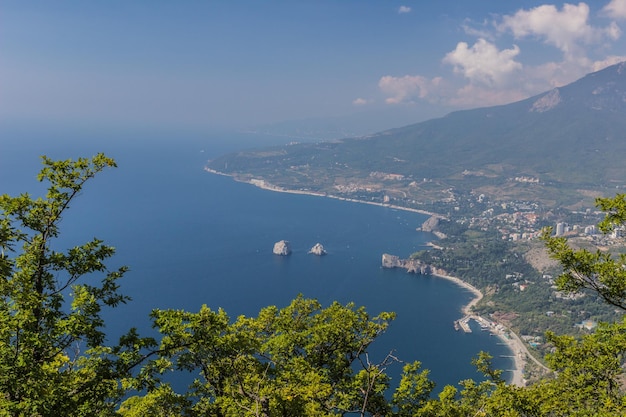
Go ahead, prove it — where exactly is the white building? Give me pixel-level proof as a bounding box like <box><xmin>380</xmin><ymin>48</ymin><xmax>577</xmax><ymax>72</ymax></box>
<box><xmin>555</xmin><ymin>222</ymin><xmax>565</xmax><ymax>236</ymax></box>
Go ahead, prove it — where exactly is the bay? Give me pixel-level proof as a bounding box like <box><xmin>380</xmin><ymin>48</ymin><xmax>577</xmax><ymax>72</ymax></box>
<box><xmin>0</xmin><ymin>126</ymin><xmax>513</xmax><ymax>391</ymax></box>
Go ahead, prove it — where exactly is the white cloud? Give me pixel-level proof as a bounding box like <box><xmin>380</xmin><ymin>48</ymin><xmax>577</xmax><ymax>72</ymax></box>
<box><xmin>603</xmin><ymin>0</ymin><xmax>626</xmax><ymax>19</ymax></box>
<box><xmin>606</xmin><ymin>21</ymin><xmax>622</xmax><ymax>39</ymax></box>
<box><xmin>498</xmin><ymin>3</ymin><xmax>618</xmax><ymax>59</ymax></box>
<box><xmin>375</xmin><ymin>2</ymin><xmax>626</xmax><ymax>110</ymax></box>
<box><xmin>352</xmin><ymin>97</ymin><xmax>371</xmax><ymax>106</ymax></box>
<box><xmin>523</xmin><ymin>61</ymin><xmax>583</xmax><ymax>90</ymax></box>
<box><xmin>448</xmin><ymin>84</ymin><xmax>527</xmax><ymax>108</ymax></box>
<box><xmin>592</xmin><ymin>55</ymin><xmax>626</xmax><ymax>71</ymax></box>
<box><xmin>462</xmin><ymin>19</ymin><xmax>495</xmax><ymax>41</ymax></box>
<box><xmin>442</xmin><ymin>39</ymin><xmax>522</xmax><ymax>86</ymax></box>
<box><xmin>378</xmin><ymin>75</ymin><xmax>442</xmax><ymax>104</ymax></box>
<box><xmin>398</xmin><ymin>6</ymin><xmax>411</xmax><ymax>14</ymax></box>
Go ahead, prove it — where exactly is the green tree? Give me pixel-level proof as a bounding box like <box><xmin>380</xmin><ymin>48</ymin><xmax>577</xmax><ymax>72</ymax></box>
<box><xmin>531</xmin><ymin>193</ymin><xmax>626</xmax><ymax>415</ymax></box>
<box><xmin>391</xmin><ymin>361</ymin><xmax>435</xmax><ymax>416</ymax></box>
<box><xmin>0</xmin><ymin>154</ymin><xmax>151</xmax><ymax>416</ymax></box>
<box><xmin>543</xmin><ymin>194</ymin><xmax>626</xmax><ymax>311</ymax></box>
<box><xmin>415</xmin><ymin>352</ymin><xmax>533</xmax><ymax>417</ymax></box>
<box><xmin>519</xmin><ymin>322</ymin><xmax>626</xmax><ymax>416</ymax></box>
<box><xmin>122</xmin><ymin>296</ymin><xmax>397</xmax><ymax>417</ymax></box>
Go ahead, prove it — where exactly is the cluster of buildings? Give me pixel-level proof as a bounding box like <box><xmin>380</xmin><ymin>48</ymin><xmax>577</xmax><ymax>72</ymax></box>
<box><xmin>458</xmin><ymin>199</ymin><xmax>544</xmax><ymax>241</ymax></box>
<box><xmin>554</xmin><ymin>221</ymin><xmax>624</xmax><ymax>240</ymax></box>
<box><xmin>451</xmin><ymin>193</ymin><xmax>626</xmax><ymax>245</ymax></box>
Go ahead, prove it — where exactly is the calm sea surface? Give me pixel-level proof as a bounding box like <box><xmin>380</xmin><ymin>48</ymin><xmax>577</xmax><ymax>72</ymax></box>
<box><xmin>0</xmin><ymin>127</ymin><xmax>513</xmax><ymax>390</ymax></box>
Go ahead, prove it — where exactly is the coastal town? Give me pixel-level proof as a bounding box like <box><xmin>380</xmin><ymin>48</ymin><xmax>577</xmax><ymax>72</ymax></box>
<box><xmin>379</xmin><ymin>185</ymin><xmax>626</xmax><ymax>383</ymax></box>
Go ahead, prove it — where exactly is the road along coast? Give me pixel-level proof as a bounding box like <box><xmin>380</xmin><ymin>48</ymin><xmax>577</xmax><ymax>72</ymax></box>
<box><xmin>206</xmin><ymin>168</ymin><xmax>532</xmax><ymax>386</ymax></box>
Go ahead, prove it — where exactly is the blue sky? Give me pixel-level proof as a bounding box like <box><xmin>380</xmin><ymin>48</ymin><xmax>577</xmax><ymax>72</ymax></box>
<box><xmin>2</xmin><ymin>1</ymin><xmax>626</xmax><ymax>131</ymax></box>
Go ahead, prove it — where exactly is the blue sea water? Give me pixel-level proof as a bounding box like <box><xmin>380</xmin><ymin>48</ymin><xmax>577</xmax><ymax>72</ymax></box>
<box><xmin>0</xmin><ymin>126</ymin><xmax>513</xmax><ymax>392</ymax></box>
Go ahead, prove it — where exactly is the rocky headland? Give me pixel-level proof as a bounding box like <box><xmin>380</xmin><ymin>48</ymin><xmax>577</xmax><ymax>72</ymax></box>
<box><xmin>416</xmin><ymin>215</ymin><xmax>447</xmax><ymax>239</ymax></box>
<box><xmin>381</xmin><ymin>253</ymin><xmax>445</xmax><ymax>275</ymax></box>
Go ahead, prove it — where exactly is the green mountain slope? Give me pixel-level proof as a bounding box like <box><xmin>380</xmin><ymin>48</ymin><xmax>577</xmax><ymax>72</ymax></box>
<box><xmin>207</xmin><ymin>62</ymin><xmax>626</xmax><ymax>208</ymax></box>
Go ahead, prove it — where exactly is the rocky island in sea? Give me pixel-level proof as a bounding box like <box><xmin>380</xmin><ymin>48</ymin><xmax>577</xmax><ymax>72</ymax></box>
<box><xmin>273</xmin><ymin>240</ymin><xmax>292</xmax><ymax>256</ymax></box>
<box><xmin>308</xmin><ymin>243</ymin><xmax>327</xmax><ymax>256</ymax></box>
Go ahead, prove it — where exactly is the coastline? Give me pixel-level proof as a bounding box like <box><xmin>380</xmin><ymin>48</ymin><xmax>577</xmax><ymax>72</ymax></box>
<box><xmin>431</xmin><ymin>272</ymin><xmax>526</xmax><ymax>387</ymax></box>
<box><xmin>203</xmin><ymin>168</ymin><xmax>444</xmax><ymax>218</ymax></box>
<box><xmin>205</xmin><ymin>167</ymin><xmax>528</xmax><ymax>386</ymax></box>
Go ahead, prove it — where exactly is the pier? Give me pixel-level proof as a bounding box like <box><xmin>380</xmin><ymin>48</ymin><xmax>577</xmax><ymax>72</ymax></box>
<box><xmin>454</xmin><ymin>316</ymin><xmax>472</xmax><ymax>333</ymax></box>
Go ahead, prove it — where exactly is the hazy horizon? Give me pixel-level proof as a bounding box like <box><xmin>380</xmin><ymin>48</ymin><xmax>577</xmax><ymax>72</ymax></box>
<box><xmin>3</xmin><ymin>1</ymin><xmax>626</xmax><ymax>136</ymax></box>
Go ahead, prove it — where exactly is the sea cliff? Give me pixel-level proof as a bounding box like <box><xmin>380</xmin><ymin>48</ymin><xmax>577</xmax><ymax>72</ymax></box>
<box><xmin>381</xmin><ymin>253</ymin><xmax>447</xmax><ymax>276</ymax></box>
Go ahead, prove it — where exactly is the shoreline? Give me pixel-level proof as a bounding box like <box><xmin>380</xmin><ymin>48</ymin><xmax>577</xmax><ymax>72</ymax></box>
<box><xmin>431</xmin><ymin>272</ymin><xmax>526</xmax><ymax>387</ymax></box>
<box><xmin>205</xmin><ymin>167</ymin><xmax>528</xmax><ymax>386</ymax></box>
<box><xmin>203</xmin><ymin>167</ymin><xmax>445</xmax><ymax>219</ymax></box>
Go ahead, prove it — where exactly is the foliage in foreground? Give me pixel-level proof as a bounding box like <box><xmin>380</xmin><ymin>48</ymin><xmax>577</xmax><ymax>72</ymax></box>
<box><xmin>1</xmin><ymin>155</ymin><xmax>626</xmax><ymax>416</ymax></box>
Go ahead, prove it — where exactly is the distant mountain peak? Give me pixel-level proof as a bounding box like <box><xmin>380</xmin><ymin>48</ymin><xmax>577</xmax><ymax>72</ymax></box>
<box><xmin>530</xmin><ymin>89</ymin><xmax>561</xmax><ymax>113</ymax></box>
<box><xmin>522</xmin><ymin>60</ymin><xmax>626</xmax><ymax>114</ymax></box>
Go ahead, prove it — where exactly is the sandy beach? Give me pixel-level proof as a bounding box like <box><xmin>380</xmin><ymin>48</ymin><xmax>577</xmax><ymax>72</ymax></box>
<box><xmin>205</xmin><ymin>168</ymin><xmax>532</xmax><ymax>386</ymax></box>
<box><xmin>204</xmin><ymin>168</ymin><xmax>445</xmax><ymax>218</ymax></box>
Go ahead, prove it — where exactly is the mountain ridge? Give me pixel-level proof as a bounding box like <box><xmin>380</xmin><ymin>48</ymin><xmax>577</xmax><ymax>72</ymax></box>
<box><xmin>207</xmin><ymin>62</ymin><xmax>626</xmax><ymax>209</ymax></box>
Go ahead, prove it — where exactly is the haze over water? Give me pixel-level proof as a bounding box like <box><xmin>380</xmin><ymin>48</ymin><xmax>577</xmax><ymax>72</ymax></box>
<box><xmin>0</xmin><ymin>127</ymin><xmax>513</xmax><ymax>389</ymax></box>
